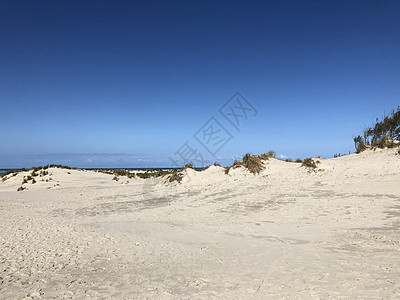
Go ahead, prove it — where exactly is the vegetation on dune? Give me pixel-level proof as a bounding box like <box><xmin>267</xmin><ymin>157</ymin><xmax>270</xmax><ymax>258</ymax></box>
<box><xmin>333</xmin><ymin>152</ymin><xmax>350</xmax><ymax>158</ymax></box>
<box><xmin>93</xmin><ymin>168</ymin><xmax>178</xmax><ymax>179</ymax></box>
<box><xmin>354</xmin><ymin>106</ymin><xmax>400</xmax><ymax>153</ymax></box>
<box><xmin>1</xmin><ymin>170</ymin><xmax>19</xmax><ymax>178</ymax></box>
<box><xmin>242</xmin><ymin>153</ymin><xmax>265</xmax><ymax>175</ymax></box>
<box><xmin>138</xmin><ymin>169</ymin><xmax>178</xmax><ymax>178</ymax></box>
<box><xmin>353</xmin><ymin>135</ymin><xmax>367</xmax><ymax>154</ymax></box>
<box><xmin>2</xmin><ymin>165</ymin><xmax>74</xmax><ymax>181</ymax></box>
<box><xmin>168</xmin><ymin>173</ymin><xmax>183</xmax><ymax>183</ymax></box>
<box><xmin>301</xmin><ymin>157</ymin><xmax>320</xmax><ymax>170</ymax></box>
<box><xmin>225</xmin><ymin>151</ymin><xmax>274</xmax><ymax>175</ymax></box>
<box><xmin>1</xmin><ymin>171</ymin><xmax>18</xmax><ymax>182</ymax></box>
<box><xmin>182</xmin><ymin>163</ymin><xmax>193</xmax><ymax>170</ymax></box>
<box><xmin>260</xmin><ymin>150</ymin><xmax>276</xmax><ymax>160</ymax></box>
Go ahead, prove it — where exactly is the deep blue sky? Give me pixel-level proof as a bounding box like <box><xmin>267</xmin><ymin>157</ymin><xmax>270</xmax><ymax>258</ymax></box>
<box><xmin>0</xmin><ymin>0</ymin><xmax>399</xmax><ymax>168</ymax></box>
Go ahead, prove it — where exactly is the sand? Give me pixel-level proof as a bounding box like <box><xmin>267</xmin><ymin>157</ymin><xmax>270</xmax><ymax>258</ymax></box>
<box><xmin>1</xmin><ymin>148</ymin><xmax>400</xmax><ymax>299</ymax></box>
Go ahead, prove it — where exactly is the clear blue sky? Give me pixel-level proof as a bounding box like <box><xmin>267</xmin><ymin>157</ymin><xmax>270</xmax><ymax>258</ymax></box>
<box><xmin>0</xmin><ymin>0</ymin><xmax>399</xmax><ymax>168</ymax></box>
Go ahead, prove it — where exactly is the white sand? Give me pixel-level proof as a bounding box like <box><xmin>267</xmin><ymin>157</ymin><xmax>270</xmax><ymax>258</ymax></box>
<box><xmin>1</xmin><ymin>148</ymin><xmax>400</xmax><ymax>299</ymax></box>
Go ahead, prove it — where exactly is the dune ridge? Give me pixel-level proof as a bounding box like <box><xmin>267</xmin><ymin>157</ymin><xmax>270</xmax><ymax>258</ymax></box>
<box><xmin>1</xmin><ymin>147</ymin><xmax>400</xmax><ymax>298</ymax></box>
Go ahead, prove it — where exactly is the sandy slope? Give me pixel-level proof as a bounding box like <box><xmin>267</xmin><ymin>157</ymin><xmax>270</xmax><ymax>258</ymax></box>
<box><xmin>1</xmin><ymin>148</ymin><xmax>400</xmax><ymax>299</ymax></box>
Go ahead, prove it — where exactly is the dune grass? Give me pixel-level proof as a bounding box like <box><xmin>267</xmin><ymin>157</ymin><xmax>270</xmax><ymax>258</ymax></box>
<box><xmin>301</xmin><ymin>157</ymin><xmax>320</xmax><ymax>170</ymax></box>
<box><xmin>225</xmin><ymin>151</ymin><xmax>274</xmax><ymax>175</ymax></box>
<box><xmin>354</xmin><ymin>106</ymin><xmax>400</xmax><ymax>153</ymax></box>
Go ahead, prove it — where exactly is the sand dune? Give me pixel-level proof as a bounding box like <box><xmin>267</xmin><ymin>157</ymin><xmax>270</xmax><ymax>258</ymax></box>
<box><xmin>1</xmin><ymin>148</ymin><xmax>400</xmax><ymax>299</ymax></box>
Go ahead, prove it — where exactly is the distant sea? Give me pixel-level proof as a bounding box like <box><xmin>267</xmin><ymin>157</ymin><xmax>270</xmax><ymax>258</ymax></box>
<box><xmin>0</xmin><ymin>169</ymin><xmax>13</xmax><ymax>176</ymax></box>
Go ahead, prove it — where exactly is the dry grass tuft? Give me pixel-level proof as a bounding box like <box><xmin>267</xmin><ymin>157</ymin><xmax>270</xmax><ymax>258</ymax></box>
<box><xmin>260</xmin><ymin>150</ymin><xmax>275</xmax><ymax>160</ymax></box>
<box><xmin>356</xmin><ymin>140</ymin><xmax>367</xmax><ymax>153</ymax></box>
<box><xmin>301</xmin><ymin>157</ymin><xmax>319</xmax><ymax>170</ymax></box>
<box><xmin>182</xmin><ymin>163</ymin><xmax>194</xmax><ymax>170</ymax></box>
<box><xmin>225</xmin><ymin>151</ymin><xmax>273</xmax><ymax>175</ymax></box>
<box><xmin>169</xmin><ymin>173</ymin><xmax>183</xmax><ymax>183</ymax></box>
<box><xmin>242</xmin><ymin>153</ymin><xmax>265</xmax><ymax>175</ymax></box>
<box><xmin>372</xmin><ymin>136</ymin><xmax>399</xmax><ymax>150</ymax></box>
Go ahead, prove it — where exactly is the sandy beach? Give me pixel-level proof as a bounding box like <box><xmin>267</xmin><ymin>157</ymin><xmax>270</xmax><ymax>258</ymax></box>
<box><xmin>1</xmin><ymin>148</ymin><xmax>399</xmax><ymax>299</ymax></box>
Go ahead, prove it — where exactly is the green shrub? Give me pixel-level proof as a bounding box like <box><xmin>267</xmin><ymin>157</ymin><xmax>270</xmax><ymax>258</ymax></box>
<box><xmin>294</xmin><ymin>158</ymin><xmax>303</xmax><ymax>163</ymax></box>
<box><xmin>214</xmin><ymin>162</ymin><xmax>222</xmax><ymax>167</ymax></box>
<box><xmin>39</xmin><ymin>170</ymin><xmax>48</xmax><ymax>176</ymax></box>
<box><xmin>136</xmin><ymin>172</ymin><xmax>151</xmax><ymax>179</ymax></box>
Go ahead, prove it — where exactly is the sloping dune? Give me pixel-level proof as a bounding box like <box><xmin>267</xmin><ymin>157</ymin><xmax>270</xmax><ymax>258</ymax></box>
<box><xmin>1</xmin><ymin>148</ymin><xmax>400</xmax><ymax>299</ymax></box>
